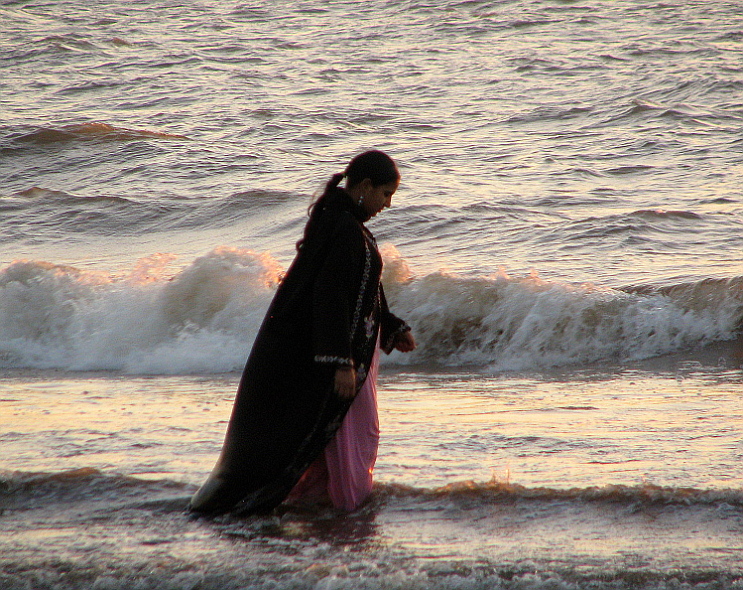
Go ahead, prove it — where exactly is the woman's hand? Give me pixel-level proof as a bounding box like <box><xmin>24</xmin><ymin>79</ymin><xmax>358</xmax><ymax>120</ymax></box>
<box><xmin>394</xmin><ymin>330</ymin><xmax>416</xmax><ymax>353</ymax></box>
<box><xmin>334</xmin><ymin>366</ymin><xmax>357</xmax><ymax>399</ymax></box>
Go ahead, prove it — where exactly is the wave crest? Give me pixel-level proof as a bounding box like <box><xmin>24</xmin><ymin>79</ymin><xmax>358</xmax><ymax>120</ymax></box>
<box><xmin>0</xmin><ymin>248</ymin><xmax>282</xmax><ymax>373</ymax></box>
<box><xmin>377</xmin><ymin>479</ymin><xmax>743</xmax><ymax>508</ymax></box>
<box><xmin>384</xmin><ymin>266</ymin><xmax>743</xmax><ymax>369</ymax></box>
<box><xmin>1</xmin><ymin>249</ymin><xmax>741</xmax><ymax>373</ymax></box>
<box><xmin>7</xmin><ymin>122</ymin><xmax>188</xmax><ymax>148</ymax></box>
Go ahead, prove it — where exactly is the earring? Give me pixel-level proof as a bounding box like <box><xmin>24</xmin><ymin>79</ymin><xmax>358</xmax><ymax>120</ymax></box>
<box><xmin>358</xmin><ymin>194</ymin><xmax>365</xmax><ymax>206</ymax></box>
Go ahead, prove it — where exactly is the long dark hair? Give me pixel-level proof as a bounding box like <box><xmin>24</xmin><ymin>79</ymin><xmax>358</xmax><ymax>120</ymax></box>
<box><xmin>298</xmin><ymin>150</ymin><xmax>400</xmax><ymax>249</ymax></box>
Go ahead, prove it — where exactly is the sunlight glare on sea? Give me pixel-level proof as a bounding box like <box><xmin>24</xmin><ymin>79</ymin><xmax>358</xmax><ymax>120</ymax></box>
<box><xmin>1</xmin><ymin>1</ymin><xmax>743</xmax><ymax>587</ymax></box>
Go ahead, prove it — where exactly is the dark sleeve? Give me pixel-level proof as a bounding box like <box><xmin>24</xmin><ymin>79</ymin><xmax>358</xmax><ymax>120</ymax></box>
<box><xmin>311</xmin><ymin>213</ymin><xmax>365</xmax><ymax>367</ymax></box>
<box><xmin>379</xmin><ymin>283</ymin><xmax>410</xmax><ymax>354</ymax></box>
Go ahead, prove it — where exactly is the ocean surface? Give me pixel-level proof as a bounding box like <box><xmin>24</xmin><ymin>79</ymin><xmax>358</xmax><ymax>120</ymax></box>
<box><xmin>1</xmin><ymin>1</ymin><xmax>742</xmax><ymax>588</ymax></box>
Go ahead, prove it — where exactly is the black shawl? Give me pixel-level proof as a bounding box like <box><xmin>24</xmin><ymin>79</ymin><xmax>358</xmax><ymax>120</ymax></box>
<box><xmin>189</xmin><ymin>188</ymin><xmax>408</xmax><ymax>515</ymax></box>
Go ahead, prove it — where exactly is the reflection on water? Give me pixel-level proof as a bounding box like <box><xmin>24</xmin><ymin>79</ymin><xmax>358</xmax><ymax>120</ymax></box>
<box><xmin>2</xmin><ymin>343</ymin><xmax>741</xmax><ymax>492</ymax></box>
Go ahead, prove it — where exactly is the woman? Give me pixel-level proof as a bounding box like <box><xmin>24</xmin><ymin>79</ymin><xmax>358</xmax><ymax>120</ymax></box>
<box><xmin>190</xmin><ymin>150</ymin><xmax>416</xmax><ymax>515</ymax></box>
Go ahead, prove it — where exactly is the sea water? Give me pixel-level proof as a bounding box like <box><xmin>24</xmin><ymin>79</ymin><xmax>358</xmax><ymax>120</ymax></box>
<box><xmin>1</xmin><ymin>1</ymin><xmax>742</xmax><ymax>588</ymax></box>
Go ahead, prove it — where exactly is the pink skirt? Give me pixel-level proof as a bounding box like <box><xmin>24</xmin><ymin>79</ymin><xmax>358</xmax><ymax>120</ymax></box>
<box><xmin>287</xmin><ymin>344</ymin><xmax>380</xmax><ymax>511</ymax></box>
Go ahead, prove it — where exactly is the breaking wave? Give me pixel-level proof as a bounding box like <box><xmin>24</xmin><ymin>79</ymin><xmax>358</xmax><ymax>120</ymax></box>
<box><xmin>0</xmin><ymin>246</ymin><xmax>741</xmax><ymax>374</ymax></box>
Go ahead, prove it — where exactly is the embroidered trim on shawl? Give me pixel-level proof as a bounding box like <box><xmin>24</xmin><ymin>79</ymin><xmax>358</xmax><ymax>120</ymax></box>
<box><xmin>350</xmin><ymin>240</ymin><xmax>372</xmax><ymax>338</ymax></box>
<box><xmin>315</xmin><ymin>355</ymin><xmax>354</xmax><ymax>366</ymax></box>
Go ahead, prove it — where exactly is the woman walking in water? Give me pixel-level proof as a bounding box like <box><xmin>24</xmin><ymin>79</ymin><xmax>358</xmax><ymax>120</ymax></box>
<box><xmin>190</xmin><ymin>150</ymin><xmax>416</xmax><ymax>515</ymax></box>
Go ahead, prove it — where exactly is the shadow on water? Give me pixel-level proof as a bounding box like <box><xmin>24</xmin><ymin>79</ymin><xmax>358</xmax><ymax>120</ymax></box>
<box><xmin>201</xmin><ymin>500</ymin><xmax>384</xmax><ymax>551</ymax></box>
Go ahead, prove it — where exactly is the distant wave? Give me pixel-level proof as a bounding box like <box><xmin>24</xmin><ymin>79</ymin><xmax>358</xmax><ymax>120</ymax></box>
<box><xmin>0</xmin><ymin>247</ymin><xmax>740</xmax><ymax>374</ymax></box>
<box><xmin>2</xmin><ymin>122</ymin><xmax>188</xmax><ymax>150</ymax></box>
<box><xmin>0</xmin><ymin>187</ymin><xmax>300</xmax><ymax>242</ymax></box>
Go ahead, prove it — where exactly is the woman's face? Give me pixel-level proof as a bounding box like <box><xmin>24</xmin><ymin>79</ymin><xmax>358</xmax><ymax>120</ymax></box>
<box><xmin>361</xmin><ymin>179</ymin><xmax>400</xmax><ymax>218</ymax></box>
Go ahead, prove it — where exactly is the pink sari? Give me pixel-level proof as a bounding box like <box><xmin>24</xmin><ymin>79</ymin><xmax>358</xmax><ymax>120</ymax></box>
<box><xmin>287</xmin><ymin>343</ymin><xmax>380</xmax><ymax>511</ymax></box>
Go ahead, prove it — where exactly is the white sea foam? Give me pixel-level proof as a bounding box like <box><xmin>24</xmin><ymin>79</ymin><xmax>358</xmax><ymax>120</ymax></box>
<box><xmin>1</xmin><ymin>247</ymin><xmax>740</xmax><ymax>374</ymax></box>
<box><xmin>383</xmin><ymin>248</ymin><xmax>742</xmax><ymax>369</ymax></box>
<box><xmin>0</xmin><ymin>247</ymin><xmax>281</xmax><ymax>373</ymax></box>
